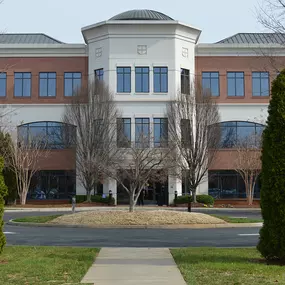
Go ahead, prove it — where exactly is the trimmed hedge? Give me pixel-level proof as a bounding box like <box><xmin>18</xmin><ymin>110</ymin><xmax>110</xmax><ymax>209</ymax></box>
<box><xmin>257</xmin><ymin>69</ymin><xmax>285</xmax><ymax>262</ymax></box>
<box><xmin>175</xmin><ymin>194</ymin><xmax>214</xmax><ymax>205</ymax></box>
<box><xmin>75</xmin><ymin>195</ymin><xmax>115</xmax><ymax>205</ymax></box>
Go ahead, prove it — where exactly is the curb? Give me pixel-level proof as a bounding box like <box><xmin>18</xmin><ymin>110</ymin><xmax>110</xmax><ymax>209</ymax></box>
<box><xmin>7</xmin><ymin>219</ymin><xmax>263</xmax><ymax>229</ymax></box>
<box><xmin>4</xmin><ymin>207</ymin><xmax>262</xmax><ymax>213</ymax></box>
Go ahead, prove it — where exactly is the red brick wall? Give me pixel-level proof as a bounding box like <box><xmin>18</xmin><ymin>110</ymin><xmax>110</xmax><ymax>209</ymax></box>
<box><xmin>0</xmin><ymin>56</ymin><xmax>88</xmax><ymax>104</ymax></box>
<box><xmin>196</xmin><ymin>55</ymin><xmax>285</xmax><ymax>104</ymax></box>
<box><xmin>36</xmin><ymin>149</ymin><xmax>76</xmax><ymax>170</ymax></box>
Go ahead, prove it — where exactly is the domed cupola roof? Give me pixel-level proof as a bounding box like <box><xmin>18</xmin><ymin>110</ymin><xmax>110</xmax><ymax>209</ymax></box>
<box><xmin>109</xmin><ymin>9</ymin><xmax>174</xmax><ymax>21</ymax></box>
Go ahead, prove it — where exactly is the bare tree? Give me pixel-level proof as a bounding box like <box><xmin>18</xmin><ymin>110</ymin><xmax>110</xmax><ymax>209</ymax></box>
<box><xmin>63</xmin><ymin>79</ymin><xmax>118</xmax><ymax>203</ymax></box>
<box><xmin>257</xmin><ymin>0</ymin><xmax>285</xmax><ymax>33</ymax></box>
<box><xmin>167</xmin><ymin>85</ymin><xmax>221</xmax><ymax>203</ymax></box>
<box><xmin>107</xmin><ymin>132</ymin><xmax>170</xmax><ymax>212</ymax></box>
<box><xmin>8</xmin><ymin>137</ymin><xmax>49</xmax><ymax>205</ymax></box>
<box><xmin>233</xmin><ymin>133</ymin><xmax>262</xmax><ymax>205</ymax></box>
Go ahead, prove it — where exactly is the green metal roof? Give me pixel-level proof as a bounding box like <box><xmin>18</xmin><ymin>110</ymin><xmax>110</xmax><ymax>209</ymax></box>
<box><xmin>216</xmin><ymin>33</ymin><xmax>285</xmax><ymax>44</ymax></box>
<box><xmin>110</xmin><ymin>9</ymin><xmax>174</xmax><ymax>21</ymax></box>
<box><xmin>0</xmin><ymin>33</ymin><xmax>63</xmax><ymax>44</ymax></box>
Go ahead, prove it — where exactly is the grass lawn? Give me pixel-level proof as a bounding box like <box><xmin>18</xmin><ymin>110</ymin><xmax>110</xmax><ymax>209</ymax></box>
<box><xmin>12</xmin><ymin>215</ymin><xmax>62</xmax><ymax>223</ymax></box>
<box><xmin>0</xmin><ymin>246</ymin><xmax>99</xmax><ymax>285</ymax></box>
<box><xmin>171</xmin><ymin>248</ymin><xmax>285</xmax><ymax>285</ymax></box>
<box><xmin>210</xmin><ymin>215</ymin><xmax>263</xmax><ymax>223</ymax></box>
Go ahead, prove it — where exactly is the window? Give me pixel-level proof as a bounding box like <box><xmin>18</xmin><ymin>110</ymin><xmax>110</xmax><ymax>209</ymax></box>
<box><xmin>202</xmin><ymin>72</ymin><xmax>219</xmax><ymax>96</ymax></box>
<box><xmin>153</xmin><ymin>67</ymin><xmax>168</xmax><ymax>93</ymax></box>
<box><xmin>117</xmin><ymin>118</ymin><xmax>131</xmax><ymax>148</ymax></box>
<box><xmin>14</xmin><ymin>72</ymin><xmax>31</xmax><ymax>97</ymax></box>
<box><xmin>117</xmin><ymin>67</ymin><xmax>131</xmax><ymax>93</ymax></box>
<box><xmin>154</xmin><ymin>118</ymin><xmax>168</xmax><ymax>147</ymax></box>
<box><xmin>95</xmin><ymin>69</ymin><xmax>104</xmax><ymax>81</ymax></box>
<box><xmin>227</xmin><ymin>72</ymin><xmax>244</xmax><ymax>96</ymax></box>
<box><xmin>39</xmin><ymin>72</ymin><xmax>56</xmax><ymax>97</ymax></box>
<box><xmin>219</xmin><ymin>121</ymin><xmax>265</xmax><ymax>148</ymax></box>
<box><xmin>64</xmin><ymin>72</ymin><xmax>82</xmax><ymax>96</ymax></box>
<box><xmin>208</xmin><ymin>170</ymin><xmax>261</xmax><ymax>199</ymax></box>
<box><xmin>0</xmin><ymin>73</ymin><xmax>6</xmax><ymax>97</ymax></box>
<box><xmin>181</xmin><ymin>69</ymin><xmax>190</xmax><ymax>94</ymax></box>
<box><xmin>18</xmin><ymin>121</ymin><xmax>76</xmax><ymax>149</ymax></box>
<box><xmin>181</xmin><ymin>119</ymin><xmax>191</xmax><ymax>147</ymax></box>
<box><xmin>29</xmin><ymin>170</ymin><xmax>76</xmax><ymax>199</ymax></box>
<box><xmin>252</xmin><ymin>72</ymin><xmax>269</xmax><ymax>96</ymax></box>
<box><xmin>135</xmin><ymin>67</ymin><xmax>149</xmax><ymax>93</ymax></box>
<box><xmin>135</xmin><ymin>118</ymin><xmax>150</xmax><ymax>147</ymax></box>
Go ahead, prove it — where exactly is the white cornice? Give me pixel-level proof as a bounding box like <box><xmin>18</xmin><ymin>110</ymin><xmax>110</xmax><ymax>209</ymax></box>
<box><xmin>82</xmin><ymin>21</ymin><xmax>201</xmax><ymax>44</ymax></box>
<box><xmin>0</xmin><ymin>44</ymin><xmax>87</xmax><ymax>57</ymax></box>
<box><xmin>196</xmin><ymin>43</ymin><xmax>285</xmax><ymax>56</ymax></box>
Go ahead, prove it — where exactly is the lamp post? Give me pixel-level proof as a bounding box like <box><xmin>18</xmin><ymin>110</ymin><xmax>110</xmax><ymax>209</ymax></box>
<box><xmin>108</xmin><ymin>190</ymin><xmax>113</xmax><ymax>206</ymax></box>
<box><xmin>188</xmin><ymin>190</ymin><xmax>192</xmax><ymax>213</ymax></box>
<box><xmin>174</xmin><ymin>190</ymin><xmax>178</xmax><ymax>207</ymax></box>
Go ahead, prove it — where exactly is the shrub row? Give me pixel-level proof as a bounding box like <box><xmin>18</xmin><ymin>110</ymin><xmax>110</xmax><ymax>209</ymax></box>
<box><xmin>75</xmin><ymin>195</ymin><xmax>115</xmax><ymax>205</ymax></box>
<box><xmin>175</xmin><ymin>194</ymin><xmax>214</xmax><ymax>205</ymax></box>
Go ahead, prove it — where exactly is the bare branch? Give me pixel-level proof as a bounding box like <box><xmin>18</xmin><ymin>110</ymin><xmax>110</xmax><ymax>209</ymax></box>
<box><xmin>8</xmin><ymin>136</ymin><xmax>50</xmax><ymax>205</ymax></box>
<box><xmin>106</xmin><ymin>132</ymin><xmax>171</xmax><ymax>212</ymax></box>
<box><xmin>167</xmin><ymin>83</ymin><xmax>221</xmax><ymax>202</ymax></box>
<box><xmin>63</xmin><ymin>79</ymin><xmax>119</xmax><ymax>202</ymax></box>
<box><xmin>232</xmin><ymin>133</ymin><xmax>262</xmax><ymax>205</ymax></box>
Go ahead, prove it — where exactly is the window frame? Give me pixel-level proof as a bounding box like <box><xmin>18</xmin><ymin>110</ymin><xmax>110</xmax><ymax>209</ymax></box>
<box><xmin>17</xmin><ymin>121</ymin><xmax>76</xmax><ymax>150</ymax></box>
<box><xmin>0</xmin><ymin>72</ymin><xmax>7</xmax><ymax>97</ymax></box>
<box><xmin>117</xmin><ymin>67</ymin><xmax>131</xmax><ymax>93</ymax></box>
<box><xmin>219</xmin><ymin>121</ymin><xmax>265</xmax><ymax>148</ymax></box>
<box><xmin>135</xmin><ymin>118</ymin><xmax>150</xmax><ymax>148</ymax></box>
<box><xmin>95</xmin><ymin>68</ymin><xmax>104</xmax><ymax>81</ymax></box>
<box><xmin>135</xmin><ymin>67</ymin><xmax>149</xmax><ymax>93</ymax></box>
<box><xmin>227</xmin><ymin>72</ymin><xmax>245</xmax><ymax>97</ymax></box>
<box><xmin>117</xmin><ymin>118</ymin><xmax>131</xmax><ymax>148</ymax></box>
<box><xmin>153</xmin><ymin>67</ymin><xmax>168</xmax><ymax>93</ymax></box>
<box><xmin>181</xmin><ymin>68</ymin><xmax>190</xmax><ymax>94</ymax></box>
<box><xmin>252</xmin><ymin>71</ymin><xmax>270</xmax><ymax>97</ymax></box>
<box><xmin>39</xmin><ymin>72</ymin><xmax>57</xmax><ymax>97</ymax></box>
<box><xmin>202</xmin><ymin>71</ymin><xmax>220</xmax><ymax>97</ymax></box>
<box><xmin>153</xmin><ymin>118</ymin><xmax>168</xmax><ymax>148</ymax></box>
<box><xmin>64</xmin><ymin>72</ymin><xmax>82</xmax><ymax>97</ymax></box>
<box><xmin>14</xmin><ymin>72</ymin><xmax>32</xmax><ymax>97</ymax></box>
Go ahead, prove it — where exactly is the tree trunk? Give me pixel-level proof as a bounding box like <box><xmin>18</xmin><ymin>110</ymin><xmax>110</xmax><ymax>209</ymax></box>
<box><xmin>192</xmin><ymin>189</ymin><xmax>197</xmax><ymax>203</ymax></box>
<box><xmin>20</xmin><ymin>192</ymin><xmax>27</xmax><ymax>205</ymax></box>
<box><xmin>247</xmin><ymin>184</ymin><xmax>253</xmax><ymax>206</ymax></box>
<box><xmin>129</xmin><ymin>195</ymin><xmax>135</xmax><ymax>212</ymax></box>
<box><xmin>86</xmin><ymin>190</ymin><xmax>92</xmax><ymax>203</ymax></box>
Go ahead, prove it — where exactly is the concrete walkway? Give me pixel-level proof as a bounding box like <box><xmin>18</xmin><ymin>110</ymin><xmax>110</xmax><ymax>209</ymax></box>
<box><xmin>81</xmin><ymin>248</ymin><xmax>187</xmax><ymax>285</ymax></box>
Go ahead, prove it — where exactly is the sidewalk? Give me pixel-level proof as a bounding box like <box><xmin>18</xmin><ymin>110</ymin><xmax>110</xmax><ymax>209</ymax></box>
<box><xmin>81</xmin><ymin>248</ymin><xmax>186</xmax><ymax>285</ymax></box>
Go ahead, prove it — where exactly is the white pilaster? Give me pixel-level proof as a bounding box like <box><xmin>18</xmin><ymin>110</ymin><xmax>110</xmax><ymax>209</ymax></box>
<box><xmin>168</xmin><ymin>175</ymin><xmax>182</xmax><ymax>204</ymax></box>
<box><xmin>103</xmin><ymin>177</ymin><xmax>117</xmax><ymax>205</ymax></box>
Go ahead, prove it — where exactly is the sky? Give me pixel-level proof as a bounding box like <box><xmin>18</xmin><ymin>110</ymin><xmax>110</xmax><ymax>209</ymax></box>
<box><xmin>0</xmin><ymin>0</ymin><xmax>267</xmax><ymax>44</ymax></box>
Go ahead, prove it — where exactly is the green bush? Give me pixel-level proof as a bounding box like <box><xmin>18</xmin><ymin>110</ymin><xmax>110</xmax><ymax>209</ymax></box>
<box><xmin>257</xmin><ymin>69</ymin><xmax>285</xmax><ymax>263</ymax></box>
<box><xmin>0</xmin><ymin>132</ymin><xmax>17</xmax><ymax>205</ymax></box>
<box><xmin>0</xmin><ymin>157</ymin><xmax>8</xmax><ymax>255</ymax></box>
<box><xmin>75</xmin><ymin>194</ymin><xmax>115</xmax><ymax>205</ymax></box>
<box><xmin>175</xmin><ymin>194</ymin><xmax>214</xmax><ymax>205</ymax></box>
<box><xmin>196</xmin><ymin>195</ymin><xmax>215</xmax><ymax>205</ymax></box>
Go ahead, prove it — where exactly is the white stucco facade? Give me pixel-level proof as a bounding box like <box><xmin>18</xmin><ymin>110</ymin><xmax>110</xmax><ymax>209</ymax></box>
<box><xmin>81</xmin><ymin>18</ymin><xmax>201</xmax><ymax>204</ymax></box>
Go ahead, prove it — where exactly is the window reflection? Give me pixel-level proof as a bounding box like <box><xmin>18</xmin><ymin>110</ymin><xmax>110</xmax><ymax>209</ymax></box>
<box><xmin>28</xmin><ymin>170</ymin><xmax>76</xmax><ymax>200</ymax></box>
<box><xmin>219</xmin><ymin>121</ymin><xmax>265</xmax><ymax>148</ymax></box>
<box><xmin>208</xmin><ymin>170</ymin><xmax>261</xmax><ymax>199</ymax></box>
<box><xmin>18</xmin><ymin>121</ymin><xmax>76</xmax><ymax>149</ymax></box>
